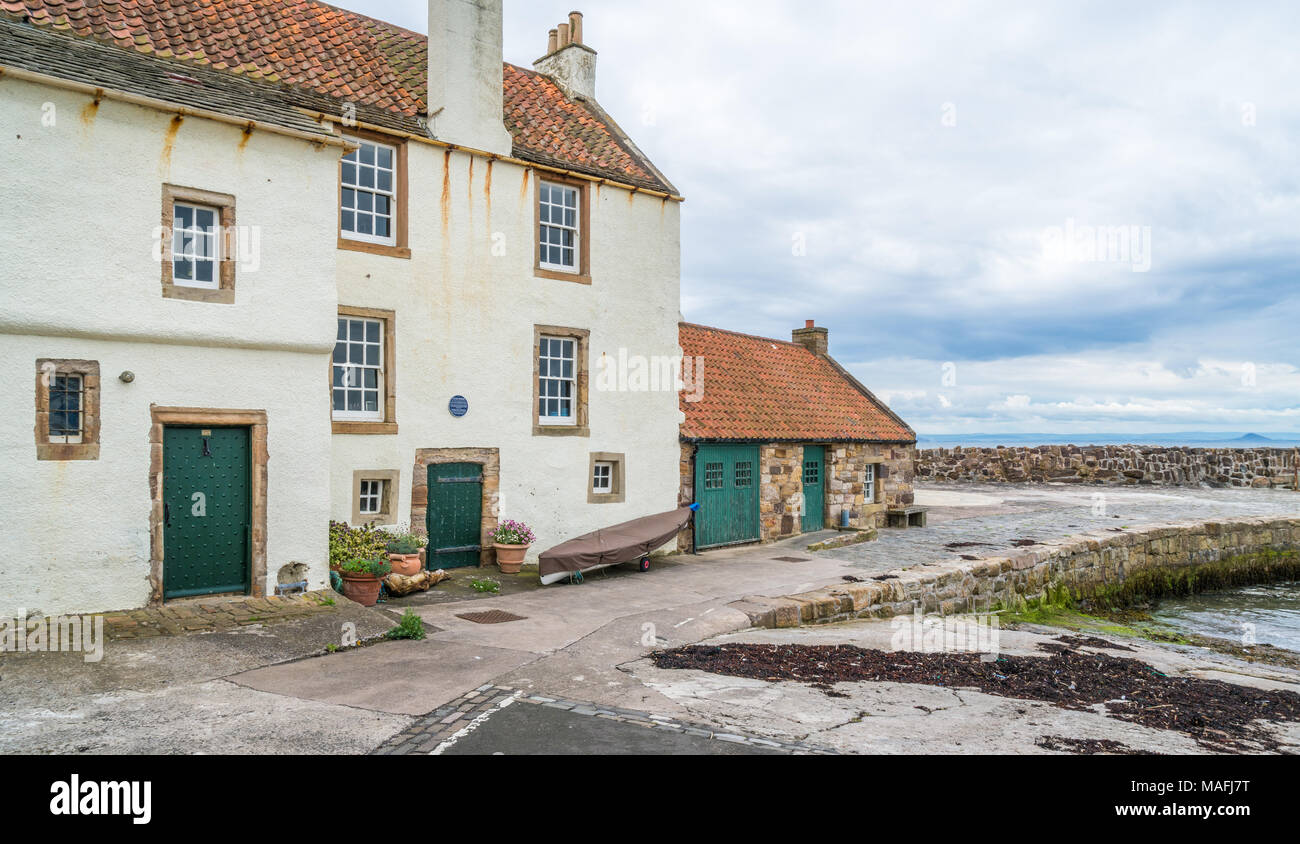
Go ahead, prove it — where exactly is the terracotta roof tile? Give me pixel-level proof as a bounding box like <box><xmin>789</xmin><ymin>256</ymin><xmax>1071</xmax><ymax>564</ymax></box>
<box><xmin>679</xmin><ymin>323</ymin><xmax>915</xmax><ymax>443</ymax></box>
<box><xmin>0</xmin><ymin>0</ymin><xmax>675</xmax><ymax>192</ymax></box>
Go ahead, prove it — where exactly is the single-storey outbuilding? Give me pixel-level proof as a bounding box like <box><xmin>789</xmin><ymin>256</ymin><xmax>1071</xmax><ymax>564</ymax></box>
<box><xmin>678</xmin><ymin>321</ymin><xmax>917</xmax><ymax>550</ymax></box>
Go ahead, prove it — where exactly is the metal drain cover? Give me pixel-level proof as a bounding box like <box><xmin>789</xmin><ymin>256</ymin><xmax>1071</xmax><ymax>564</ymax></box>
<box><xmin>456</xmin><ymin>610</ymin><xmax>527</xmax><ymax>625</ymax></box>
<box><xmin>773</xmin><ymin>556</ymin><xmax>810</xmax><ymax>563</ymax></box>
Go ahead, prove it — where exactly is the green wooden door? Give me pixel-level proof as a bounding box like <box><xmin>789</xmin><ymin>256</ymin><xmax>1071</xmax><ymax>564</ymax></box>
<box><xmin>427</xmin><ymin>463</ymin><xmax>483</xmax><ymax>569</ymax></box>
<box><xmin>163</xmin><ymin>426</ymin><xmax>251</xmax><ymax>599</ymax></box>
<box><xmin>693</xmin><ymin>444</ymin><xmax>760</xmax><ymax>550</ymax></box>
<box><xmin>801</xmin><ymin>445</ymin><xmax>825</xmax><ymax>533</ymax></box>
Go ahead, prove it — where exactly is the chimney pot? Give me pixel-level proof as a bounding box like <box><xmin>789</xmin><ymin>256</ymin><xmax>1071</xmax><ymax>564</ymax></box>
<box><xmin>533</xmin><ymin>11</ymin><xmax>597</xmax><ymax>99</ymax></box>
<box><xmin>792</xmin><ymin>321</ymin><xmax>829</xmax><ymax>356</ymax></box>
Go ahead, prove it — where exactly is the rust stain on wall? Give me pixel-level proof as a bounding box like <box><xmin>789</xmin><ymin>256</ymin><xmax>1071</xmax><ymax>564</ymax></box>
<box><xmin>518</xmin><ymin>167</ymin><xmax>530</xmax><ymax>206</ymax></box>
<box><xmin>440</xmin><ymin>149</ymin><xmax>452</xmax><ymax>236</ymax></box>
<box><xmin>237</xmin><ymin>124</ymin><xmax>254</xmax><ymax>153</ymax></box>
<box><xmin>78</xmin><ymin>96</ymin><xmax>100</xmax><ymax>128</ymax></box>
<box><xmin>159</xmin><ymin>115</ymin><xmax>184</xmax><ymax>173</ymax></box>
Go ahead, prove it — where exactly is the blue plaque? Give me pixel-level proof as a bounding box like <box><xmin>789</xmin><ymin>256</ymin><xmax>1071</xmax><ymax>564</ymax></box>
<box><xmin>449</xmin><ymin>395</ymin><xmax>469</xmax><ymax>418</ymax></box>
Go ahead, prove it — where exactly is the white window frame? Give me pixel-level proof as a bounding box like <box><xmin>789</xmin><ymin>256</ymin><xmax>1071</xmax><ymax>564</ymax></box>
<box><xmin>592</xmin><ymin>461</ymin><xmax>614</xmax><ymax>494</ymax></box>
<box><xmin>538</xmin><ymin>180</ymin><xmax>580</xmax><ymax>273</ymax></box>
<box><xmin>865</xmin><ymin>463</ymin><xmax>877</xmax><ymax>502</ymax></box>
<box><xmin>538</xmin><ymin>334</ymin><xmax>577</xmax><ymax>426</ymax></box>
<box><xmin>333</xmin><ymin>316</ymin><xmax>385</xmax><ymax>422</ymax></box>
<box><xmin>359</xmin><ymin>479</ymin><xmax>384</xmax><ymax>515</ymax></box>
<box><xmin>171</xmin><ymin>201</ymin><xmax>221</xmax><ymax>289</ymax></box>
<box><xmin>340</xmin><ymin>137</ymin><xmax>398</xmax><ymax>247</ymax></box>
<box><xmin>48</xmin><ymin>372</ymin><xmax>84</xmax><ymax>445</ymax></box>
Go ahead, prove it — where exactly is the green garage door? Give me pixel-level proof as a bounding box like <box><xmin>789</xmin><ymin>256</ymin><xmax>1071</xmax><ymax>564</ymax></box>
<box><xmin>163</xmin><ymin>426</ymin><xmax>251</xmax><ymax>599</ymax></box>
<box><xmin>801</xmin><ymin>445</ymin><xmax>825</xmax><ymax>533</ymax></box>
<box><xmin>693</xmin><ymin>444</ymin><xmax>760</xmax><ymax>550</ymax></box>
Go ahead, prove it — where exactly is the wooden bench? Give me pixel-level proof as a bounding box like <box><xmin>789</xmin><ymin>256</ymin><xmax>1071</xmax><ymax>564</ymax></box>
<box><xmin>885</xmin><ymin>506</ymin><xmax>929</xmax><ymax>529</ymax></box>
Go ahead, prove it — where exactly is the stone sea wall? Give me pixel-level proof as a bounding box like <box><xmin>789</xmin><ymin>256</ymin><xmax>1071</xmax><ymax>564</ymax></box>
<box><xmin>917</xmin><ymin>445</ymin><xmax>1299</xmax><ymax>488</ymax></box>
<box><xmin>730</xmin><ymin>515</ymin><xmax>1300</xmax><ymax>628</ymax></box>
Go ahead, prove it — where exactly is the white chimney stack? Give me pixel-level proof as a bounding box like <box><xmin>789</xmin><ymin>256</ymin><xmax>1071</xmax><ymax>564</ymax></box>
<box><xmin>533</xmin><ymin>10</ymin><xmax>597</xmax><ymax>100</ymax></box>
<box><xmin>427</xmin><ymin>0</ymin><xmax>513</xmax><ymax>155</ymax></box>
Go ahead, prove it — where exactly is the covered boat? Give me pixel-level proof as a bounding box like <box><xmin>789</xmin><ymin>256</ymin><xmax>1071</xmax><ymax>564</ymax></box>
<box><xmin>538</xmin><ymin>505</ymin><xmax>697</xmax><ymax>585</ymax></box>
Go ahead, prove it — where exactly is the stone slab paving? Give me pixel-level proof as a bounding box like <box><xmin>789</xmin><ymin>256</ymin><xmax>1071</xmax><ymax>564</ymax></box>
<box><xmin>372</xmin><ymin>684</ymin><xmax>832</xmax><ymax>755</ymax></box>
<box><xmin>823</xmin><ymin>483</ymin><xmax>1300</xmax><ymax>573</ymax></box>
<box><xmin>100</xmin><ymin>590</ymin><xmax>341</xmax><ymax>639</ymax></box>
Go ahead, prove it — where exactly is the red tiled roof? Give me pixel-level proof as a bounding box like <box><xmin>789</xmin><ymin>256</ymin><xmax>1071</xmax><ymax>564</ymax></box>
<box><xmin>0</xmin><ymin>0</ymin><xmax>675</xmax><ymax>192</ymax></box>
<box><xmin>679</xmin><ymin>323</ymin><xmax>915</xmax><ymax>443</ymax></box>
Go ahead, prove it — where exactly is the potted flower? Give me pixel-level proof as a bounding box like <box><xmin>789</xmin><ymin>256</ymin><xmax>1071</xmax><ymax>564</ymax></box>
<box><xmin>385</xmin><ymin>530</ymin><xmax>427</xmax><ymax>577</ymax></box>
<box><xmin>491</xmin><ymin>520</ymin><xmax>536</xmax><ymax>574</ymax></box>
<box><xmin>338</xmin><ymin>556</ymin><xmax>392</xmax><ymax>607</ymax></box>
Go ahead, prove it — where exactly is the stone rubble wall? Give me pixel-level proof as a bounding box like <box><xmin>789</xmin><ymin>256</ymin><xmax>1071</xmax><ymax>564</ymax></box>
<box><xmin>917</xmin><ymin>445</ymin><xmax>1300</xmax><ymax>488</ymax></box>
<box><xmin>730</xmin><ymin>515</ymin><xmax>1300</xmax><ymax>628</ymax></box>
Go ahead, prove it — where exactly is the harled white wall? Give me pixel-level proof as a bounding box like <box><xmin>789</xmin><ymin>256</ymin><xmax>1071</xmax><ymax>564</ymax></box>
<box><xmin>0</xmin><ymin>79</ymin><xmax>339</xmax><ymax>616</ymax></box>
<box><xmin>330</xmin><ymin>146</ymin><xmax>684</xmax><ymax>557</ymax></box>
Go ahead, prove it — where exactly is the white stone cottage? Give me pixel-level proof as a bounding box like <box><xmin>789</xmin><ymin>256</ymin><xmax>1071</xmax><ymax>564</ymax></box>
<box><xmin>0</xmin><ymin>1</ymin><xmax>683</xmax><ymax>616</ymax></box>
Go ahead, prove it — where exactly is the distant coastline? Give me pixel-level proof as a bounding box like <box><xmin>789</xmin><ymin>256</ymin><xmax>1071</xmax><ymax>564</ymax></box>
<box><xmin>916</xmin><ymin>432</ymin><xmax>1300</xmax><ymax>449</ymax></box>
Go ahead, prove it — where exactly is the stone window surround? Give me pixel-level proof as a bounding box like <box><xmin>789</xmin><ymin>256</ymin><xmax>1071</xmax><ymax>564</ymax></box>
<box><xmin>148</xmin><ymin>406</ymin><xmax>269</xmax><ymax>605</ymax></box>
<box><xmin>533</xmin><ymin>171</ymin><xmax>591</xmax><ymax>285</ymax></box>
<box><xmin>332</xmin><ymin>305</ymin><xmax>398</xmax><ymax>435</ymax></box>
<box><xmin>588</xmin><ymin>451</ymin><xmax>626</xmax><ymax>504</ymax></box>
<box><xmin>410</xmin><ymin>448</ymin><xmax>500</xmax><ymax>567</ymax></box>
<box><xmin>161</xmin><ymin>183</ymin><xmax>237</xmax><ymax>304</ymax></box>
<box><xmin>352</xmin><ymin>469</ymin><xmax>400</xmax><ymax>525</ymax></box>
<box><xmin>35</xmin><ymin>358</ymin><xmax>101</xmax><ymax>461</ymax></box>
<box><xmin>337</xmin><ymin>128</ymin><xmax>411</xmax><ymax>260</ymax></box>
<box><xmin>532</xmin><ymin>324</ymin><xmax>590</xmax><ymax>438</ymax></box>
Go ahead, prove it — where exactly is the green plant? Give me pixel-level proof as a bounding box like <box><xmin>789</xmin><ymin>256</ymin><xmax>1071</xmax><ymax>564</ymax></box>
<box><xmin>325</xmin><ymin>643</ymin><xmax>339</xmax><ymax>653</ymax></box>
<box><xmin>386</xmin><ymin>535</ymin><xmax>425</xmax><ymax>555</ymax></box>
<box><xmin>329</xmin><ymin>521</ymin><xmax>389</xmax><ymax>569</ymax></box>
<box><xmin>470</xmin><ymin>578</ymin><xmax>500</xmax><ymax>594</ymax></box>
<box><xmin>385</xmin><ymin>527</ymin><xmax>427</xmax><ymax>555</ymax></box>
<box><xmin>339</xmin><ymin>556</ymin><xmax>392</xmax><ymax>578</ymax></box>
<box><xmin>385</xmin><ymin>609</ymin><xmax>427</xmax><ymax>641</ymax></box>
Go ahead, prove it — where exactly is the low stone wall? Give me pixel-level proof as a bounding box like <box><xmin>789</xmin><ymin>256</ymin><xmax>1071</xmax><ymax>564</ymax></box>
<box><xmin>730</xmin><ymin>515</ymin><xmax>1300</xmax><ymax>628</ymax></box>
<box><xmin>917</xmin><ymin>445</ymin><xmax>1299</xmax><ymax>488</ymax></box>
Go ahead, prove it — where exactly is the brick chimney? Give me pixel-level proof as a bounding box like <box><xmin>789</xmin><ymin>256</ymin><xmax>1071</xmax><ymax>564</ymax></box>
<box><xmin>791</xmin><ymin>319</ymin><xmax>828</xmax><ymax>356</ymax></box>
<box><xmin>533</xmin><ymin>11</ymin><xmax>597</xmax><ymax>100</ymax></box>
<box><xmin>426</xmin><ymin>0</ymin><xmax>513</xmax><ymax>155</ymax></box>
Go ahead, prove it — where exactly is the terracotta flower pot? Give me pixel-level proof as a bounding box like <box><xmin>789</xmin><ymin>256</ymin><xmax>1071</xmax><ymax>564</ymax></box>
<box><xmin>494</xmin><ymin>543</ymin><xmax>529</xmax><ymax>574</ymax></box>
<box><xmin>388</xmin><ymin>553</ymin><xmax>422</xmax><ymax>577</ymax></box>
<box><xmin>340</xmin><ymin>572</ymin><xmax>383</xmax><ymax>607</ymax></box>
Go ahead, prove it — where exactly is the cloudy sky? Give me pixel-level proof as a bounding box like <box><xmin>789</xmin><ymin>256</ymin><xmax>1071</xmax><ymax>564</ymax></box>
<box><xmin>342</xmin><ymin>0</ymin><xmax>1299</xmax><ymax>436</ymax></box>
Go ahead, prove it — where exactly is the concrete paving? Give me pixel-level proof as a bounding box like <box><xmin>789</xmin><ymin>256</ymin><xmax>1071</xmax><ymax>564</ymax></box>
<box><xmin>4</xmin><ymin>482</ymin><xmax>1298</xmax><ymax>754</ymax></box>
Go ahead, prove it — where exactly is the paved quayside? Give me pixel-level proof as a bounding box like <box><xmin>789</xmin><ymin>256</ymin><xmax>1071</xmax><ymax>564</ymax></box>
<box><xmin>2</xmin><ymin>483</ymin><xmax>1297</xmax><ymax>754</ymax></box>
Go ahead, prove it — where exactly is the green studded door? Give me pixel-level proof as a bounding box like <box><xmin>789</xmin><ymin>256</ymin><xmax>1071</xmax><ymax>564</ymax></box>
<box><xmin>163</xmin><ymin>426</ymin><xmax>251</xmax><ymax>599</ymax></box>
<box><xmin>427</xmin><ymin>463</ymin><xmax>483</xmax><ymax>569</ymax></box>
<box><xmin>801</xmin><ymin>445</ymin><xmax>825</xmax><ymax>533</ymax></box>
<box><xmin>693</xmin><ymin>444</ymin><xmax>760</xmax><ymax>550</ymax></box>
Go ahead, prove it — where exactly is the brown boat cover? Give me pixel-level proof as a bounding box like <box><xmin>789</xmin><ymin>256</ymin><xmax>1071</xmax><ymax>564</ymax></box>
<box><xmin>538</xmin><ymin>506</ymin><xmax>695</xmax><ymax>579</ymax></box>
